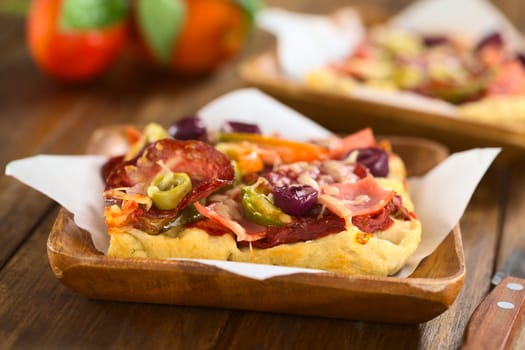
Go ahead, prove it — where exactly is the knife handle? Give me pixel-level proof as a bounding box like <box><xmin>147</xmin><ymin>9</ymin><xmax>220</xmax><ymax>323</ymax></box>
<box><xmin>462</xmin><ymin>276</ymin><xmax>525</xmax><ymax>350</ymax></box>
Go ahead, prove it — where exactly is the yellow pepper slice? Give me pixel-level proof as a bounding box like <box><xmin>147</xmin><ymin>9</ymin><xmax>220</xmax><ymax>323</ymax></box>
<box><xmin>125</xmin><ymin>123</ymin><xmax>170</xmax><ymax>160</ymax></box>
<box><xmin>147</xmin><ymin>171</ymin><xmax>192</xmax><ymax>210</ymax></box>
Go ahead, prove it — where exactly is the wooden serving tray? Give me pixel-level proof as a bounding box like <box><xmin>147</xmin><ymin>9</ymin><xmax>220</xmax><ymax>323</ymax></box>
<box><xmin>47</xmin><ymin>136</ymin><xmax>465</xmax><ymax>323</ymax></box>
<box><xmin>240</xmin><ymin>52</ymin><xmax>525</xmax><ymax>160</ymax></box>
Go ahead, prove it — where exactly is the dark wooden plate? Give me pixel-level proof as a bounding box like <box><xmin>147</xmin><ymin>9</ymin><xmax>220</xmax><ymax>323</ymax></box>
<box><xmin>47</xmin><ymin>135</ymin><xmax>465</xmax><ymax>323</ymax></box>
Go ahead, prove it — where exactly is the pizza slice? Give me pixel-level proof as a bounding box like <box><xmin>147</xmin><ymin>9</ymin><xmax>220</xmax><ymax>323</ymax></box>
<box><xmin>102</xmin><ymin>119</ymin><xmax>421</xmax><ymax>276</ymax></box>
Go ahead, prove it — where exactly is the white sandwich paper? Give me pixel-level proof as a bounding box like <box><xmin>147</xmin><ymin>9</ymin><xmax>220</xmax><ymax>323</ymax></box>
<box><xmin>258</xmin><ymin>7</ymin><xmax>365</xmax><ymax>80</ymax></box>
<box><xmin>5</xmin><ymin>88</ymin><xmax>499</xmax><ymax>279</ymax></box>
<box><xmin>389</xmin><ymin>0</ymin><xmax>525</xmax><ymax>51</ymax></box>
<box><xmin>400</xmin><ymin>147</ymin><xmax>500</xmax><ymax>276</ymax></box>
<box><xmin>259</xmin><ymin>0</ymin><xmax>525</xmax><ymax>116</ymax></box>
<box><xmin>198</xmin><ymin>88</ymin><xmax>333</xmax><ymax>140</ymax></box>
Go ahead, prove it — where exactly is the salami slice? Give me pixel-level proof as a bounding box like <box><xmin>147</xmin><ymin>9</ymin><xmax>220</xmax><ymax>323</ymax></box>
<box><xmin>105</xmin><ymin>139</ymin><xmax>234</xmax><ymax>233</ymax></box>
<box><xmin>240</xmin><ymin>215</ymin><xmax>346</xmax><ymax>249</ymax></box>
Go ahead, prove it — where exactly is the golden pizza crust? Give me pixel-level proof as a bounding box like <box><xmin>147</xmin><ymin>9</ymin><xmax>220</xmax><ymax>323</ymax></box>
<box><xmin>304</xmin><ymin>68</ymin><xmax>356</xmax><ymax>94</ymax></box>
<box><xmin>108</xmin><ymin>217</ymin><xmax>420</xmax><ymax>276</ymax></box>
<box><xmin>458</xmin><ymin>95</ymin><xmax>525</xmax><ymax>124</ymax></box>
<box><xmin>232</xmin><ymin>218</ymin><xmax>421</xmax><ymax>276</ymax></box>
<box><xmin>307</xmin><ymin>69</ymin><xmax>525</xmax><ymax>124</ymax></box>
<box><xmin>305</xmin><ymin>68</ymin><xmax>398</xmax><ymax>95</ymax></box>
<box><xmin>107</xmin><ymin>227</ymin><xmax>240</xmax><ymax>260</ymax></box>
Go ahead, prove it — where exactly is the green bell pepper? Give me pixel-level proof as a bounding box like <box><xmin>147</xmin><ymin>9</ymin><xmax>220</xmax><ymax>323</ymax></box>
<box><xmin>147</xmin><ymin>171</ymin><xmax>192</xmax><ymax>210</ymax></box>
<box><xmin>162</xmin><ymin>204</ymin><xmax>202</xmax><ymax>237</ymax></box>
<box><xmin>241</xmin><ymin>180</ymin><xmax>292</xmax><ymax>226</ymax></box>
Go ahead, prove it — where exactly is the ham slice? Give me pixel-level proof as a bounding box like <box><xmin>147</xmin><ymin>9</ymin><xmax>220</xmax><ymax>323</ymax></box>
<box><xmin>194</xmin><ymin>202</ymin><xmax>266</xmax><ymax>242</ymax></box>
<box><xmin>318</xmin><ymin>174</ymin><xmax>395</xmax><ymax>228</ymax></box>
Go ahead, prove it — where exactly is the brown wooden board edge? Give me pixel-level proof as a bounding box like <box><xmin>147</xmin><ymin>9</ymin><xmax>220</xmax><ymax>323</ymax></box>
<box><xmin>46</xmin><ymin>130</ymin><xmax>465</xmax><ymax>323</ymax></box>
<box><xmin>46</xmin><ymin>208</ymin><xmax>465</xmax><ymax>324</ymax></box>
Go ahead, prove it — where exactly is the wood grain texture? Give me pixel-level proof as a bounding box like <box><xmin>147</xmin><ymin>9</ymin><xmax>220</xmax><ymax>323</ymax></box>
<box><xmin>419</xmin><ymin>166</ymin><xmax>503</xmax><ymax>350</ymax></box>
<box><xmin>497</xmin><ymin>154</ymin><xmax>525</xmax><ymax>349</ymax></box>
<box><xmin>0</xmin><ymin>208</ymin><xmax>233</xmax><ymax>350</ymax></box>
<box><xmin>498</xmin><ymin>162</ymin><xmax>525</xmax><ymax>266</ymax></box>
<box><xmin>0</xmin><ymin>0</ymin><xmax>523</xmax><ymax>349</ymax></box>
<box><xmin>462</xmin><ymin>276</ymin><xmax>525</xmax><ymax>350</ymax></box>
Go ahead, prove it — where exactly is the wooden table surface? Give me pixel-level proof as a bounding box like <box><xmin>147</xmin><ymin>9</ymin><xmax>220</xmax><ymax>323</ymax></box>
<box><xmin>2</xmin><ymin>0</ymin><xmax>525</xmax><ymax>349</ymax></box>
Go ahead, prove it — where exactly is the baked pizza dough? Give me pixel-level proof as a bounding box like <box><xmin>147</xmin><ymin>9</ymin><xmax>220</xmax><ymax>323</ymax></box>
<box><xmin>231</xmin><ymin>217</ymin><xmax>420</xmax><ymax>276</ymax></box>
<box><xmin>108</xmin><ymin>227</ymin><xmax>239</xmax><ymax>260</ymax></box>
<box><xmin>103</xmin><ymin>125</ymin><xmax>421</xmax><ymax>276</ymax></box>
<box><xmin>458</xmin><ymin>95</ymin><xmax>525</xmax><ymax>124</ymax></box>
<box><xmin>108</xmin><ymin>215</ymin><xmax>420</xmax><ymax>276</ymax></box>
<box><xmin>305</xmin><ymin>68</ymin><xmax>356</xmax><ymax>95</ymax></box>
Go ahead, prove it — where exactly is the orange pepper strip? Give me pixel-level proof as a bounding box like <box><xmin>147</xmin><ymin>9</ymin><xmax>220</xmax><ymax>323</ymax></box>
<box><xmin>125</xmin><ymin>126</ymin><xmax>143</xmax><ymax>145</ymax></box>
<box><xmin>216</xmin><ymin>141</ymin><xmax>265</xmax><ymax>175</ymax></box>
<box><xmin>219</xmin><ymin>133</ymin><xmax>329</xmax><ymax>164</ymax></box>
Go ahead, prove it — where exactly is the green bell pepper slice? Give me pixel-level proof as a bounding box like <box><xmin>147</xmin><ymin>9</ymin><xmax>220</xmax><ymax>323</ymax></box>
<box><xmin>162</xmin><ymin>204</ymin><xmax>202</xmax><ymax>237</ymax></box>
<box><xmin>147</xmin><ymin>171</ymin><xmax>192</xmax><ymax>210</ymax></box>
<box><xmin>241</xmin><ymin>180</ymin><xmax>292</xmax><ymax>226</ymax></box>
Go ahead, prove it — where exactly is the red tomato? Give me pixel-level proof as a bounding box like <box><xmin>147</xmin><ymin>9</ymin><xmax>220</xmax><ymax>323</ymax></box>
<box><xmin>131</xmin><ymin>0</ymin><xmax>254</xmax><ymax>74</ymax></box>
<box><xmin>27</xmin><ymin>0</ymin><xmax>128</xmax><ymax>81</ymax></box>
<box><xmin>169</xmin><ymin>0</ymin><xmax>250</xmax><ymax>73</ymax></box>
